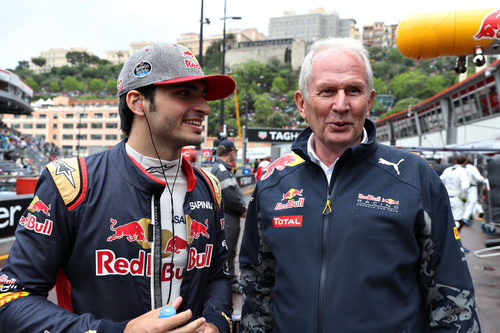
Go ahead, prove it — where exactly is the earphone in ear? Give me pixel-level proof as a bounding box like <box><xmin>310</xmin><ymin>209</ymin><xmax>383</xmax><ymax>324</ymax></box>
<box><xmin>136</xmin><ymin>100</ymin><xmax>143</xmax><ymax>110</ymax></box>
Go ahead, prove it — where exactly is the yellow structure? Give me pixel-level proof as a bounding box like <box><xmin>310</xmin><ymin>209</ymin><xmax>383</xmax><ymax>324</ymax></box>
<box><xmin>396</xmin><ymin>9</ymin><xmax>500</xmax><ymax>60</ymax></box>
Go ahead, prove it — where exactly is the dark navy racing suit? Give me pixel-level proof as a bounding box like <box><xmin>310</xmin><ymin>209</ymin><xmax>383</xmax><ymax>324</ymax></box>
<box><xmin>0</xmin><ymin>140</ymin><xmax>232</xmax><ymax>333</ymax></box>
<box><xmin>239</xmin><ymin>119</ymin><xmax>480</xmax><ymax>332</ymax></box>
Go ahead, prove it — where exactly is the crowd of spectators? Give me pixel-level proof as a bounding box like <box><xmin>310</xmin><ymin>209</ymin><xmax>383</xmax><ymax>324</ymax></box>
<box><xmin>0</xmin><ymin>122</ymin><xmax>62</xmax><ymax>192</ymax></box>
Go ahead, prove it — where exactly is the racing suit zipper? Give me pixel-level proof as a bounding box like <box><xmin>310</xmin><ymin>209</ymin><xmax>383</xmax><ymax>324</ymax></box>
<box><xmin>151</xmin><ymin>194</ymin><xmax>163</xmax><ymax>309</ymax></box>
<box><xmin>318</xmin><ymin>176</ymin><xmax>339</xmax><ymax>333</ymax></box>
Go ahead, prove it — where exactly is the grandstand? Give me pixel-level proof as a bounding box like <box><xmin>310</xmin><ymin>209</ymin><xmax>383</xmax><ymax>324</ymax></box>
<box><xmin>0</xmin><ymin>69</ymin><xmax>60</xmax><ymax>193</ymax></box>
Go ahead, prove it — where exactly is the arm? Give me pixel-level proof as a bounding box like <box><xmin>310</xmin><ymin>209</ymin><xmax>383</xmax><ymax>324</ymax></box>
<box><xmin>418</xmin><ymin>173</ymin><xmax>480</xmax><ymax>332</ymax></box>
<box><xmin>239</xmin><ymin>186</ymin><xmax>275</xmax><ymax>332</ymax></box>
<box><xmin>0</xmin><ymin>170</ymin><xmax>120</xmax><ymax>332</ymax></box>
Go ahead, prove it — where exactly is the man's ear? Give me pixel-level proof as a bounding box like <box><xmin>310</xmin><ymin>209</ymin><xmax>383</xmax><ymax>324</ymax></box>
<box><xmin>126</xmin><ymin>90</ymin><xmax>145</xmax><ymax>116</ymax></box>
<box><xmin>295</xmin><ymin>90</ymin><xmax>307</xmax><ymax>120</ymax></box>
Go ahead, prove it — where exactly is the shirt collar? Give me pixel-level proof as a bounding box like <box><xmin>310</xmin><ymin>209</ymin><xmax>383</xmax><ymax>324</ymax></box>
<box><xmin>307</xmin><ymin>127</ymin><xmax>368</xmax><ymax>182</ymax></box>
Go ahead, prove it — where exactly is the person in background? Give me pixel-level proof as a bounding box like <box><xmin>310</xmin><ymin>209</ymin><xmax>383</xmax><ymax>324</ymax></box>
<box><xmin>463</xmin><ymin>157</ymin><xmax>488</xmax><ymax>223</ymax></box>
<box><xmin>211</xmin><ymin>139</ymin><xmax>247</xmax><ymax>293</ymax></box>
<box><xmin>254</xmin><ymin>157</ymin><xmax>271</xmax><ymax>182</ymax></box>
<box><xmin>0</xmin><ymin>42</ymin><xmax>235</xmax><ymax>333</ymax></box>
<box><xmin>239</xmin><ymin>37</ymin><xmax>479</xmax><ymax>332</ymax></box>
<box><xmin>440</xmin><ymin>154</ymin><xmax>471</xmax><ymax>230</ymax></box>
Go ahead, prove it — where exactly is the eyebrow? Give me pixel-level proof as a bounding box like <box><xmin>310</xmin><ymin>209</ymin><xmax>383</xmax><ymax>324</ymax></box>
<box><xmin>176</xmin><ymin>82</ymin><xmax>206</xmax><ymax>90</ymax></box>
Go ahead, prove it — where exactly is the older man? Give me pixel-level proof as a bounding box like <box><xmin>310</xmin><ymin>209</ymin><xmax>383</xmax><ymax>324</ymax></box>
<box><xmin>239</xmin><ymin>37</ymin><xmax>480</xmax><ymax>332</ymax></box>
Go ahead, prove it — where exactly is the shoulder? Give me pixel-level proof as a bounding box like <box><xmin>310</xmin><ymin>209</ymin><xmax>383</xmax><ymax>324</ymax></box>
<box><xmin>46</xmin><ymin>157</ymin><xmax>88</xmax><ymax>211</ymax></box>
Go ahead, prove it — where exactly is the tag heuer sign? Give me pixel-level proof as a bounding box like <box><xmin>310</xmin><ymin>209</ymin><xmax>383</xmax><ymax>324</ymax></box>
<box><xmin>247</xmin><ymin>128</ymin><xmax>303</xmax><ymax>143</ymax></box>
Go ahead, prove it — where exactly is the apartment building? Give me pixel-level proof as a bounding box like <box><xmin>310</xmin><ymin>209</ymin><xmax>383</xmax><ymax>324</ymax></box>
<box><xmin>362</xmin><ymin>22</ymin><xmax>398</xmax><ymax>48</ymax></box>
<box><xmin>176</xmin><ymin>28</ymin><xmax>266</xmax><ymax>58</ymax></box>
<box><xmin>105</xmin><ymin>41</ymin><xmax>152</xmax><ymax>65</ymax></box>
<box><xmin>268</xmin><ymin>8</ymin><xmax>359</xmax><ymax>42</ymax></box>
<box><xmin>29</xmin><ymin>48</ymin><xmax>93</xmax><ymax>73</ymax></box>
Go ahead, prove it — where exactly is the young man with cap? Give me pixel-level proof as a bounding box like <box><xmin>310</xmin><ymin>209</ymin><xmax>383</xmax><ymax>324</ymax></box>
<box><xmin>0</xmin><ymin>43</ymin><xmax>235</xmax><ymax>333</ymax></box>
<box><xmin>210</xmin><ymin>140</ymin><xmax>247</xmax><ymax>293</ymax></box>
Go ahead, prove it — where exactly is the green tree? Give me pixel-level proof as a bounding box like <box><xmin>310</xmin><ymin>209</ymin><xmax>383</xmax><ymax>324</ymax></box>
<box><xmin>61</xmin><ymin>76</ymin><xmax>80</xmax><ymax>91</ymax></box>
<box><xmin>381</xmin><ymin>97</ymin><xmax>421</xmax><ymax>118</ymax></box>
<box><xmin>391</xmin><ymin>70</ymin><xmax>428</xmax><ymax>100</ymax></box>
<box><xmin>31</xmin><ymin>57</ymin><xmax>47</xmax><ymax>68</ymax></box>
<box><xmin>106</xmin><ymin>79</ymin><xmax>117</xmax><ymax>95</ymax></box>
<box><xmin>271</xmin><ymin>76</ymin><xmax>287</xmax><ymax>95</ymax></box>
<box><xmin>373</xmin><ymin>77</ymin><xmax>388</xmax><ymax>94</ymax></box>
<box><xmin>89</xmin><ymin>78</ymin><xmax>105</xmax><ymax>94</ymax></box>
<box><xmin>49</xmin><ymin>81</ymin><xmax>60</xmax><ymax>92</ymax></box>
<box><xmin>24</xmin><ymin>77</ymin><xmax>38</xmax><ymax>91</ymax></box>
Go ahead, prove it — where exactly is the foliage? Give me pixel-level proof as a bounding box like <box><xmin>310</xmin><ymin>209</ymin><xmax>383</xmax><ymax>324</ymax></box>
<box><xmin>11</xmin><ymin>44</ymin><xmax>469</xmax><ymax>136</ymax></box>
<box><xmin>31</xmin><ymin>57</ymin><xmax>46</xmax><ymax>67</ymax></box>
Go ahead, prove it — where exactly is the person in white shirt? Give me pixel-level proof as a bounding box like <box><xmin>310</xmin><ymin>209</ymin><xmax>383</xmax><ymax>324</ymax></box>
<box><xmin>440</xmin><ymin>155</ymin><xmax>470</xmax><ymax>229</ymax></box>
<box><xmin>463</xmin><ymin>158</ymin><xmax>487</xmax><ymax>223</ymax></box>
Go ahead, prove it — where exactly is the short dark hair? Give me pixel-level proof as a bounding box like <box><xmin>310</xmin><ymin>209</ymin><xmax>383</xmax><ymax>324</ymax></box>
<box><xmin>118</xmin><ymin>85</ymin><xmax>157</xmax><ymax>137</ymax></box>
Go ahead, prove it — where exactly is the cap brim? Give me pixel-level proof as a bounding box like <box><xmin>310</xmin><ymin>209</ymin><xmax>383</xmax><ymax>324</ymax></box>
<box><xmin>154</xmin><ymin>75</ymin><xmax>236</xmax><ymax>101</ymax></box>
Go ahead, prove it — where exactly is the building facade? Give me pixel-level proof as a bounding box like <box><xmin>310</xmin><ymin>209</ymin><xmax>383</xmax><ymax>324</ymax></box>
<box><xmin>105</xmin><ymin>41</ymin><xmax>152</xmax><ymax>65</ymax></box>
<box><xmin>176</xmin><ymin>28</ymin><xmax>267</xmax><ymax>59</ymax></box>
<box><xmin>362</xmin><ymin>22</ymin><xmax>398</xmax><ymax>48</ymax></box>
<box><xmin>268</xmin><ymin>8</ymin><xmax>359</xmax><ymax>42</ymax></box>
<box><xmin>29</xmin><ymin>48</ymin><xmax>93</xmax><ymax>73</ymax></box>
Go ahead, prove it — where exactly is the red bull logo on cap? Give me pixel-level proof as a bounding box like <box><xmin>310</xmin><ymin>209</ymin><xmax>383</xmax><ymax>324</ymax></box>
<box><xmin>183</xmin><ymin>49</ymin><xmax>201</xmax><ymax>70</ymax></box>
<box><xmin>27</xmin><ymin>196</ymin><xmax>51</xmax><ymax>216</ymax></box>
<box><xmin>261</xmin><ymin>153</ymin><xmax>304</xmax><ymax>181</ymax></box>
<box><xmin>474</xmin><ymin>9</ymin><xmax>500</xmax><ymax>40</ymax></box>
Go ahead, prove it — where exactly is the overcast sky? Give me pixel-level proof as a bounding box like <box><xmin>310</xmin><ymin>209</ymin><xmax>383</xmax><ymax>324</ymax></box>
<box><xmin>2</xmin><ymin>0</ymin><xmax>499</xmax><ymax>69</ymax></box>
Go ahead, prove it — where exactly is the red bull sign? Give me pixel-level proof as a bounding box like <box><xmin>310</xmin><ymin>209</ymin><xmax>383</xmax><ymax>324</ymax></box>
<box><xmin>474</xmin><ymin>9</ymin><xmax>500</xmax><ymax>40</ymax></box>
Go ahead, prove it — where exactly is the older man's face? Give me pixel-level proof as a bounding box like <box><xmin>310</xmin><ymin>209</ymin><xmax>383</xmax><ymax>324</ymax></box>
<box><xmin>295</xmin><ymin>47</ymin><xmax>375</xmax><ymax>159</ymax></box>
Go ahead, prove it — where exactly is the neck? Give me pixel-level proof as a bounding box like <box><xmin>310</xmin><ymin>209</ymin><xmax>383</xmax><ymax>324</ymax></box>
<box><xmin>127</xmin><ymin>129</ymin><xmax>181</xmax><ymax>161</ymax></box>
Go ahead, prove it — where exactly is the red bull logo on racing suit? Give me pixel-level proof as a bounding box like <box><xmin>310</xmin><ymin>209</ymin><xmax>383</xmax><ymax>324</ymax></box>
<box><xmin>474</xmin><ymin>9</ymin><xmax>500</xmax><ymax>40</ymax></box>
<box><xmin>27</xmin><ymin>196</ymin><xmax>51</xmax><ymax>216</ymax></box>
<box><xmin>107</xmin><ymin>218</ymin><xmax>148</xmax><ymax>242</ymax></box>
<box><xmin>275</xmin><ymin>188</ymin><xmax>305</xmax><ymax>210</ymax></box>
<box><xmin>261</xmin><ymin>153</ymin><xmax>304</xmax><ymax>181</ymax></box>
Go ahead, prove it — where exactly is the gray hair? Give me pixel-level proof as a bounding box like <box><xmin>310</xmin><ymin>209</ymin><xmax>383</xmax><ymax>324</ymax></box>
<box><xmin>298</xmin><ymin>37</ymin><xmax>373</xmax><ymax>99</ymax></box>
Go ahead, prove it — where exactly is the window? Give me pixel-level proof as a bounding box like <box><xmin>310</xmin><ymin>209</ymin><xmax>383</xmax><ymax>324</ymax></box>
<box><xmin>66</xmin><ymin>113</ymin><xmax>74</xmax><ymax>119</ymax></box>
<box><xmin>106</xmin><ymin>123</ymin><xmax>118</xmax><ymax>129</ymax></box>
<box><xmin>76</xmin><ymin>134</ymin><xmax>87</xmax><ymax>140</ymax></box>
<box><xmin>23</xmin><ymin>124</ymin><xmax>33</xmax><ymax>129</ymax></box>
<box><xmin>62</xmin><ymin>134</ymin><xmax>73</xmax><ymax>140</ymax></box>
<box><xmin>105</xmin><ymin>134</ymin><xmax>118</xmax><ymax>140</ymax></box>
<box><xmin>91</xmin><ymin>134</ymin><xmax>102</xmax><ymax>140</ymax></box>
<box><xmin>10</xmin><ymin>123</ymin><xmax>20</xmax><ymax>129</ymax></box>
<box><xmin>39</xmin><ymin>114</ymin><xmax>47</xmax><ymax>118</ymax></box>
<box><xmin>36</xmin><ymin>124</ymin><xmax>46</xmax><ymax>129</ymax></box>
<box><xmin>91</xmin><ymin>123</ymin><xmax>103</xmax><ymax>129</ymax></box>
<box><xmin>53</xmin><ymin>124</ymin><xmax>58</xmax><ymax>129</ymax></box>
<box><xmin>63</xmin><ymin>123</ymin><xmax>74</xmax><ymax>129</ymax></box>
<box><xmin>53</xmin><ymin>134</ymin><xmax>57</xmax><ymax>140</ymax></box>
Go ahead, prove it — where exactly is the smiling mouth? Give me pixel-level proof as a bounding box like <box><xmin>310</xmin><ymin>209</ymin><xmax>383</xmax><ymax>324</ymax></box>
<box><xmin>185</xmin><ymin>119</ymin><xmax>202</xmax><ymax>126</ymax></box>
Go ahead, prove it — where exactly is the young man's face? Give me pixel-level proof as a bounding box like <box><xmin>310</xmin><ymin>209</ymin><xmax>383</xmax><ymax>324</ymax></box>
<box><xmin>295</xmin><ymin>47</ymin><xmax>375</xmax><ymax>158</ymax></box>
<box><xmin>145</xmin><ymin>80</ymin><xmax>210</xmax><ymax>150</ymax></box>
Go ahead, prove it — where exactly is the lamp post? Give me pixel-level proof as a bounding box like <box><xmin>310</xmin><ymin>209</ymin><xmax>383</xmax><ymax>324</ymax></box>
<box><xmin>219</xmin><ymin>0</ymin><xmax>241</xmax><ymax>137</ymax></box>
<box><xmin>198</xmin><ymin>0</ymin><xmax>210</xmax><ymax>66</ymax></box>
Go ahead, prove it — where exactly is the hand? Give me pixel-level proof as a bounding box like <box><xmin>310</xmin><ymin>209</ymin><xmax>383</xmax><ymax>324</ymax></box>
<box><xmin>124</xmin><ymin>297</ymin><xmax>206</xmax><ymax>333</ymax></box>
<box><xmin>194</xmin><ymin>322</ymin><xmax>220</xmax><ymax>333</ymax></box>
